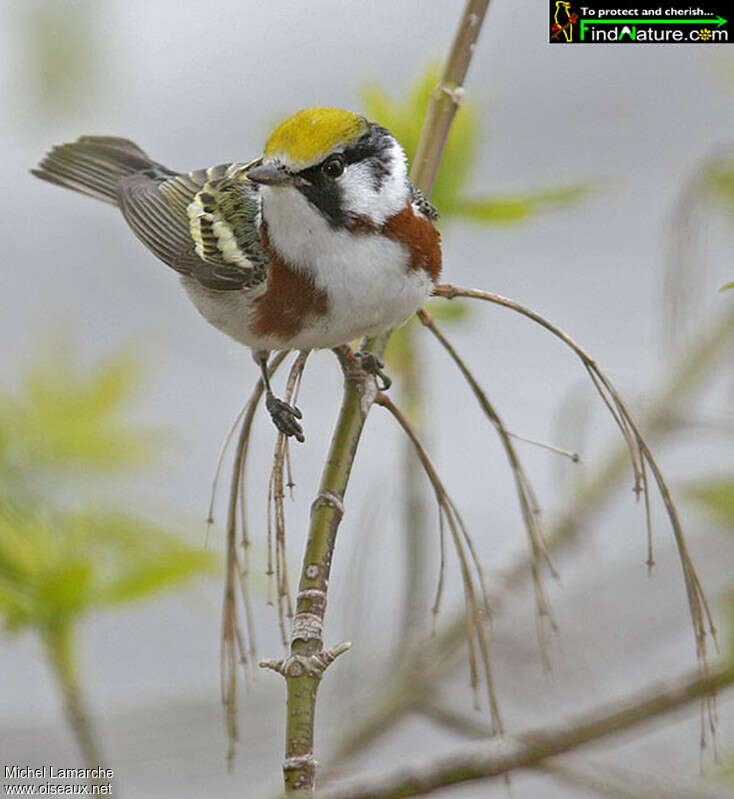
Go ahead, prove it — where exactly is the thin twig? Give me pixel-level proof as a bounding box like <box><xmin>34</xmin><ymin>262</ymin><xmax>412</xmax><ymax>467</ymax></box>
<box><xmin>321</xmin><ymin>303</ymin><xmax>734</xmax><ymax>779</ymax></box>
<box><xmin>268</xmin><ymin>351</ymin><xmax>309</xmax><ymax>647</ymax></box>
<box><xmin>411</xmin><ymin>0</ymin><xmax>492</xmax><ymax>195</ymax></box>
<box><xmin>315</xmin><ymin>662</ymin><xmax>734</xmax><ymax>799</ymax></box>
<box><xmin>432</xmin><ymin>284</ymin><xmax>717</xmax><ymax>695</ymax></box>
<box><xmin>418</xmin><ymin>702</ymin><xmax>726</xmax><ymax>799</ymax></box>
<box><xmin>221</xmin><ymin>350</ymin><xmax>289</xmax><ymax>763</ymax></box>
<box><xmin>375</xmin><ymin>392</ymin><xmax>502</xmax><ymax>734</ymax></box>
<box><xmin>418</xmin><ymin>308</ymin><xmax>558</xmax><ymax>660</ymax></box>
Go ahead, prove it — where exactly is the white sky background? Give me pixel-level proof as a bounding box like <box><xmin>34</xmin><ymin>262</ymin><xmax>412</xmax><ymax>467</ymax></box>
<box><xmin>1</xmin><ymin>1</ymin><xmax>734</xmax><ymax>796</ymax></box>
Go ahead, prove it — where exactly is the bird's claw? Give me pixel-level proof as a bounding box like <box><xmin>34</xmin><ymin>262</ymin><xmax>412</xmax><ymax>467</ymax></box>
<box><xmin>354</xmin><ymin>351</ymin><xmax>392</xmax><ymax>391</ymax></box>
<box><xmin>266</xmin><ymin>393</ymin><xmax>305</xmax><ymax>443</ymax></box>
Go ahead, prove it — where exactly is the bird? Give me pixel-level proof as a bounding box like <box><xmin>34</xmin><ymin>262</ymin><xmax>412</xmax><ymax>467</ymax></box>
<box><xmin>31</xmin><ymin>107</ymin><xmax>442</xmax><ymax>442</ymax></box>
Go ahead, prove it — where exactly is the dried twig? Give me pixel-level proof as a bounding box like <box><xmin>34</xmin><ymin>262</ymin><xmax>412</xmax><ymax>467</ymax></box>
<box><xmin>418</xmin><ymin>703</ymin><xmax>725</xmax><ymax>799</ymax></box>
<box><xmin>375</xmin><ymin>392</ymin><xmax>502</xmax><ymax>733</ymax></box>
<box><xmin>432</xmin><ymin>284</ymin><xmax>718</xmax><ymax>698</ymax></box>
<box><xmin>221</xmin><ymin>350</ymin><xmax>289</xmax><ymax>764</ymax></box>
<box><xmin>267</xmin><ymin>351</ymin><xmax>309</xmax><ymax>646</ymax></box>
<box><xmin>320</xmin><ymin>303</ymin><xmax>734</xmax><ymax>780</ymax></box>
<box><xmin>417</xmin><ymin>308</ymin><xmax>558</xmax><ymax>664</ymax></box>
<box><xmin>315</xmin><ymin>662</ymin><xmax>734</xmax><ymax>799</ymax></box>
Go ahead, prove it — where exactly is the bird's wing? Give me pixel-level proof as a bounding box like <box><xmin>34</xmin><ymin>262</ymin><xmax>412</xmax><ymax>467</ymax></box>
<box><xmin>409</xmin><ymin>183</ymin><xmax>439</xmax><ymax>222</ymax></box>
<box><xmin>117</xmin><ymin>162</ymin><xmax>268</xmax><ymax>291</ymax></box>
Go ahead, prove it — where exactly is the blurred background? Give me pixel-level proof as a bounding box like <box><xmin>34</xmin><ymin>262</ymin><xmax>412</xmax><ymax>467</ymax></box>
<box><xmin>1</xmin><ymin>1</ymin><xmax>734</xmax><ymax>796</ymax></box>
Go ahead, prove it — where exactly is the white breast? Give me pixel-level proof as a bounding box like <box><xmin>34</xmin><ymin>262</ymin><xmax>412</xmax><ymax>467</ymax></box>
<box><xmin>180</xmin><ymin>177</ymin><xmax>433</xmax><ymax>352</ymax></box>
<box><xmin>260</xmin><ymin>185</ymin><xmax>433</xmax><ymax>349</ymax></box>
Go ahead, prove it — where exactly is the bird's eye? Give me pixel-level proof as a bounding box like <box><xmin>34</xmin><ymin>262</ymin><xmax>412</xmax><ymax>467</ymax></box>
<box><xmin>321</xmin><ymin>155</ymin><xmax>345</xmax><ymax>179</ymax></box>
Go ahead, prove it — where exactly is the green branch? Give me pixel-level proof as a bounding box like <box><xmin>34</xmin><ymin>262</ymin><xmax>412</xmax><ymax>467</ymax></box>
<box><xmin>261</xmin><ymin>1</ymin><xmax>495</xmax><ymax>794</ymax></box>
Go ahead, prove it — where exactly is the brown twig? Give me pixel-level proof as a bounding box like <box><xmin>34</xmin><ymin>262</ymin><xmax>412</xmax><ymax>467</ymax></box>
<box><xmin>417</xmin><ymin>308</ymin><xmax>558</xmax><ymax>664</ymax></box>
<box><xmin>315</xmin><ymin>662</ymin><xmax>734</xmax><ymax>799</ymax></box>
<box><xmin>411</xmin><ymin>0</ymin><xmax>492</xmax><ymax>195</ymax></box>
<box><xmin>432</xmin><ymin>284</ymin><xmax>717</xmax><ymax>695</ymax></box>
<box><xmin>268</xmin><ymin>351</ymin><xmax>309</xmax><ymax>646</ymax></box>
<box><xmin>418</xmin><ymin>703</ymin><xmax>725</xmax><ymax>799</ymax></box>
<box><xmin>221</xmin><ymin>350</ymin><xmax>289</xmax><ymax>764</ymax></box>
<box><xmin>375</xmin><ymin>392</ymin><xmax>502</xmax><ymax>733</ymax></box>
<box><xmin>320</xmin><ymin>303</ymin><xmax>734</xmax><ymax>781</ymax></box>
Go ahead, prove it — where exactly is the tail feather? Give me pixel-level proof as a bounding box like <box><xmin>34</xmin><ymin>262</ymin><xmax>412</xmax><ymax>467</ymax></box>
<box><xmin>31</xmin><ymin>136</ymin><xmax>163</xmax><ymax>206</ymax></box>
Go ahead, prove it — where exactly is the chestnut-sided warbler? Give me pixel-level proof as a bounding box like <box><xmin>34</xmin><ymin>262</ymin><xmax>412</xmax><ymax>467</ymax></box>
<box><xmin>32</xmin><ymin>107</ymin><xmax>442</xmax><ymax>441</ymax></box>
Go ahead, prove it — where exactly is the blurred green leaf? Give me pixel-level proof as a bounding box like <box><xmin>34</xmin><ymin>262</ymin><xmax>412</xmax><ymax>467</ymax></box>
<box><xmin>721</xmin><ymin>282</ymin><xmax>734</xmax><ymax>292</ymax></box>
<box><xmin>361</xmin><ymin>65</ymin><xmax>589</xmax><ymax>225</ymax></box>
<box><xmin>451</xmin><ymin>185</ymin><xmax>592</xmax><ymax>224</ymax></box>
<box><xmin>385</xmin><ymin>300</ymin><xmax>471</xmax><ymax>379</ymax></box>
<box><xmin>685</xmin><ymin>478</ymin><xmax>734</xmax><ymax>531</ymax></box>
<box><xmin>425</xmin><ymin>298</ymin><xmax>470</xmax><ymax>325</ymax></box>
<box><xmin>0</xmin><ymin>337</ymin><xmax>216</xmax><ymax>637</ymax></box>
<box><xmin>703</xmin><ymin>164</ymin><xmax>734</xmax><ymax>216</ymax></box>
<box><xmin>361</xmin><ymin>65</ymin><xmax>478</xmax><ymax>215</ymax></box>
<box><xmin>85</xmin><ymin>512</ymin><xmax>219</xmax><ymax>606</ymax></box>
<box><xmin>0</xmin><ymin>339</ymin><xmax>159</xmax><ymax>478</ymax></box>
<box><xmin>0</xmin><ymin>504</ymin><xmax>217</xmax><ymax>636</ymax></box>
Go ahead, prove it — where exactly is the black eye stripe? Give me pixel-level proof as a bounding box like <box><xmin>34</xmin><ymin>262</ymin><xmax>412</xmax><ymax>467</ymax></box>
<box><xmin>295</xmin><ymin>123</ymin><xmax>393</xmax><ymax>183</ymax></box>
<box><xmin>291</xmin><ymin>122</ymin><xmax>396</xmax><ymax>227</ymax></box>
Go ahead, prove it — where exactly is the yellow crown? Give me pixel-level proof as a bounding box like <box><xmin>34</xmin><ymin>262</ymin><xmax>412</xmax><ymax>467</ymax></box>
<box><xmin>264</xmin><ymin>108</ymin><xmax>368</xmax><ymax>167</ymax></box>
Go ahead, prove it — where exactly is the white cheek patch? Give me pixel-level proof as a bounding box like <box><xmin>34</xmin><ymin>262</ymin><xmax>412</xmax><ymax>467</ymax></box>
<box><xmin>339</xmin><ymin>140</ymin><xmax>408</xmax><ymax>226</ymax></box>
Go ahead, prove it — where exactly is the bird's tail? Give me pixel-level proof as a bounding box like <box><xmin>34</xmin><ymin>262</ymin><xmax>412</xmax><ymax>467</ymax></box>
<box><xmin>31</xmin><ymin>136</ymin><xmax>162</xmax><ymax>206</ymax></box>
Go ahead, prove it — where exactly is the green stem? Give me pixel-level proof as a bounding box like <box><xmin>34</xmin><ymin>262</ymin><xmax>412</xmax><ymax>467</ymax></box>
<box><xmin>44</xmin><ymin>624</ymin><xmax>115</xmax><ymax>796</ymax></box>
<box><xmin>277</xmin><ymin>0</ymin><xmax>495</xmax><ymax>789</ymax></box>
<box><xmin>283</xmin><ymin>351</ymin><xmax>376</xmax><ymax>795</ymax></box>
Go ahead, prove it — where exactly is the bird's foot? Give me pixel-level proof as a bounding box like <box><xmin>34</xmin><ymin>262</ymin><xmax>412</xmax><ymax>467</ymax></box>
<box><xmin>353</xmin><ymin>351</ymin><xmax>392</xmax><ymax>391</ymax></box>
<box><xmin>266</xmin><ymin>392</ymin><xmax>304</xmax><ymax>443</ymax></box>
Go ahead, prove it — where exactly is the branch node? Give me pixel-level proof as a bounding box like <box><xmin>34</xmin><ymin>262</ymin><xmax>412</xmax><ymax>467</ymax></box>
<box><xmin>311</xmin><ymin>490</ymin><xmax>345</xmax><ymax>519</ymax></box>
<box><xmin>283</xmin><ymin>754</ymin><xmax>317</xmax><ymax>771</ymax></box>
<box><xmin>259</xmin><ymin>658</ymin><xmax>286</xmax><ymax>676</ymax></box>
<box><xmin>440</xmin><ymin>84</ymin><xmax>465</xmax><ymax>105</ymax></box>
<box><xmin>360</xmin><ymin>377</ymin><xmax>378</xmax><ymax>417</ymax></box>
<box><xmin>291</xmin><ymin>612</ymin><xmax>324</xmax><ymax>645</ymax></box>
<box><xmin>297</xmin><ymin>587</ymin><xmax>327</xmax><ymax>602</ymax></box>
<box><xmin>266</xmin><ymin>644</ymin><xmax>351</xmax><ymax>682</ymax></box>
<box><xmin>322</xmin><ymin>640</ymin><xmax>352</xmax><ymax>667</ymax></box>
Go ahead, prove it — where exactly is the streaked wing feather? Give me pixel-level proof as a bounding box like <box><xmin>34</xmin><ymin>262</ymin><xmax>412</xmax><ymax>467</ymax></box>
<box><xmin>118</xmin><ymin>167</ymin><xmax>267</xmax><ymax>291</ymax></box>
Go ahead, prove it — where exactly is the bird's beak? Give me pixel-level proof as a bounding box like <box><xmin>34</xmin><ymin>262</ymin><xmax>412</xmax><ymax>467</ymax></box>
<box><xmin>245</xmin><ymin>161</ymin><xmax>295</xmax><ymax>186</ymax></box>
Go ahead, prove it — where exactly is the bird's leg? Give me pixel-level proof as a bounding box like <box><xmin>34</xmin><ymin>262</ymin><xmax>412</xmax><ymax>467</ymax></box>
<box><xmin>353</xmin><ymin>350</ymin><xmax>392</xmax><ymax>391</ymax></box>
<box><xmin>255</xmin><ymin>350</ymin><xmax>304</xmax><ymax>443</ymax></box>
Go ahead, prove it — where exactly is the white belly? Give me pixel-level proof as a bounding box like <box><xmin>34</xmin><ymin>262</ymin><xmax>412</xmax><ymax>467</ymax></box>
<box><xmin>181</xmin><ymin>251</ymin><xmax>432</xmax><ymax>352</ymax></box>
<box><xmin>181</xmin><ymin>205</ymin><xmax>434</xmax><ymax>352</ymax></box>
